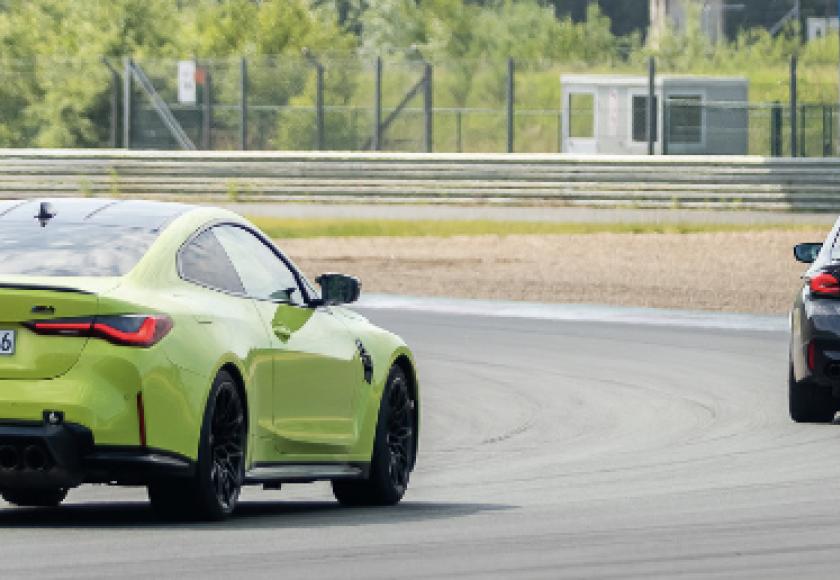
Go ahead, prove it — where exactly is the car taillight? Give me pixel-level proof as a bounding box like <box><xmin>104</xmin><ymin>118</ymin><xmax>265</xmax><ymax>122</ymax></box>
<box><xmin>809</xmin><ymin>272</ymin><xmax>840</xmax><ymax>297</ymax></box>
<box><xmin>808</xmin><ymin>341</ymin><xmax>816</xmax><ymax>371</ymax></box>
<box><xmin>25</xmin><ymin>315</ymin><xmax>172</xmax><ymax>347</ymax></box>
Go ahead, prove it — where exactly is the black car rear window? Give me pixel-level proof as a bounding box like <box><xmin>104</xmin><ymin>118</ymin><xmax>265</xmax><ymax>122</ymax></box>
<box><xmin>0</xmin><ymin>223</ymin><xmax>158</xmax><ymax>277</ymax></box>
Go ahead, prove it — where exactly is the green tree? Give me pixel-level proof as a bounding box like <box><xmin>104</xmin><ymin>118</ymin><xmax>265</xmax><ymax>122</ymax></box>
<box><xmin>178</xmin><ymin>0</ymin><xmax>358</xmax><ymax>150</ymax></box>
<box><xmin>0</xmin><ymin>0</ymin><xmax>182</xmax><ymax>147</ymax></box>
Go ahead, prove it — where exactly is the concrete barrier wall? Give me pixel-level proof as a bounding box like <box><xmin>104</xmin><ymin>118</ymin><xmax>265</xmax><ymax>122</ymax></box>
<box><xmin>1</xmin><ymin>149</ymin><xmax>839</xmax><ymax>211</ymax></box>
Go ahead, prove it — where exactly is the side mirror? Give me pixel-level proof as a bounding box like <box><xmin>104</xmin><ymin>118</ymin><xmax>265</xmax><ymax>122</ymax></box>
<box><xmin>315</xmin><ymin>273</ymin><xmax>361</xmax><ymax>305</ymax></box>
<box><xmin>794</xmin><ymin>243</ymin><xmax>822</xmax><ymax>264</ymax></box>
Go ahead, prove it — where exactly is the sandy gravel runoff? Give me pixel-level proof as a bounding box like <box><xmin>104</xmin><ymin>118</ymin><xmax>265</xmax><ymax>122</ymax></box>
<box><xmin>280</xmin><ymin>230</ymin><xmax>826</xmax><ymax>314</ymax></box>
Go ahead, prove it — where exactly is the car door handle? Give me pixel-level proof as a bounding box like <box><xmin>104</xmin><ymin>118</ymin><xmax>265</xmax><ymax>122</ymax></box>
<box><xmin>273</xmin><ymin>323</ymin><xmax>292</xmax><ymax>340</ymax></box>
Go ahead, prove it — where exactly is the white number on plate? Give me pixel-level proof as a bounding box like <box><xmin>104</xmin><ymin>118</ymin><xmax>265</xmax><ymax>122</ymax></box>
<box><xmin>0</xmin><ymin>330</ymin><xmax>15</xmax><ymax>355</ymax></box>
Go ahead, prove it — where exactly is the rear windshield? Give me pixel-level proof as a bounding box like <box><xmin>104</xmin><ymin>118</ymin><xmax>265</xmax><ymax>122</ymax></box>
<box><xmin>0</xmin><ymin>223</ymin><xmax>158</xmax><ymax>277</ymax></box>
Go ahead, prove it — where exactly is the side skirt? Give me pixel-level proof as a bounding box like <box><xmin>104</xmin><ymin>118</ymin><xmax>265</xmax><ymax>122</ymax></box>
<box><xmin>84</xmin><ymin>446</ymin><xmax>196</xmax><ymax>485</ymax></box>
<box><xmin>244</xmin><ymin>462</ymin><xmax>370</xmax><ymax>485</ymax></box>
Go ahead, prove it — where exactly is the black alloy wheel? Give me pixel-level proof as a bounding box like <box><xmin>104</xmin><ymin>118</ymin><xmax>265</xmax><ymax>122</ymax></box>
<box><xmin>208</xmin><ymin>379</ymin><xmax>246</xmax><ymax>513</ymax></box>
<box><xmin>148</xmin><ymin>370</ymin><xmax>246</xmax><ymax>520</ymax></box>
<box><xmin>385</xmin><ymin>373</ymin><xmax>414</xmax><ymax>492</ymax></box>
<box><xmin>209</xmin><ymin>381</ymin><xmax>245</xmax><ymax>511</ymax></box>
<box><xmin>332</xmin><ymin>365</ymin><xmax>416</xmax><ymax>506</ymax></box>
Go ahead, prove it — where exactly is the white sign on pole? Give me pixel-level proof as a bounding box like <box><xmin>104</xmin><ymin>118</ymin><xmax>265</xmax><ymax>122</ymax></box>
<box><xmin>178</xmin><ymin>60</ymin><xmax>196</xmax><ymax>104</ymax></box>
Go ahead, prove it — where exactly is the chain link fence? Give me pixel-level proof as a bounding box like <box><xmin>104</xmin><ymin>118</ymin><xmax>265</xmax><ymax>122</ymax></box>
<box><xmin>0</xmin><ymin>54</ymin><xmax>838</xmax><ymax>156</ymax></box>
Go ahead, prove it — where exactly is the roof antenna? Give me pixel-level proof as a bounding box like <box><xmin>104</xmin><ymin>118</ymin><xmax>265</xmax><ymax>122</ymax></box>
<box><xmin>35</xmin><ymin>202</ymin><xmax>56</xmax><ymax>227</ymax></box>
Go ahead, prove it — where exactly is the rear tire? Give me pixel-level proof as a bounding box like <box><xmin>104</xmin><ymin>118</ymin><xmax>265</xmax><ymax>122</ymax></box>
<box><xmin>789</xmin><ymin>364</ymin><xmax>838</xmax><ymax>423</ymax></box>
<box><xmin>1</xmin><ymin>488</ymin><xmax>67</xmax><ymax>508</ymax></box>
<box><xmin>148</xmin><ymin>370</ymin><xmax>246</xmax><ymax>521</ymax></box>
<box><xmin>333</xmin><ymin>365</ymin><xmax>416</xmax><ymax>507</ymax></box>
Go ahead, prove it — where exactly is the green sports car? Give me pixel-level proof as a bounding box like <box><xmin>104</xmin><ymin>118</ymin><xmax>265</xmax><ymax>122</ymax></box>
<box><xmin>0</xmin><ymin>198</ymin><xmax>419</xmax><ymax>520</ymax></box>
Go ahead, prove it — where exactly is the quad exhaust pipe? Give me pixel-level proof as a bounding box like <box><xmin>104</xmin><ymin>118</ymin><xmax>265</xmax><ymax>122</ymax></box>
<box><xmin>0</xmin><ymin>444</ymin><xmax>50</xmax><ymax>471</ymax></box>
<box><xmin>23</xmin><ymin>445</ymin><xmax>48</xmax><ymax>471</ymax></box>
<box><xmin>0</xmin><ymin>445</ymin><xmax>18</xmax><ymax>470</ymax></box>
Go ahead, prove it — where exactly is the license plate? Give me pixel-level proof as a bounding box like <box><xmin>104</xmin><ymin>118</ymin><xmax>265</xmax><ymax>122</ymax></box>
<box><xmin>0</xmin><ymin>330</ymin><xmax>15</xmax><ymax>356</ymax></box>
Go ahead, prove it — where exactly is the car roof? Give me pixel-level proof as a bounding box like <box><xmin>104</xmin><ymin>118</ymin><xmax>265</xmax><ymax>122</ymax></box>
<box><xmin>0</xmin><ymin>199</ymin><xmax>195</xmax><ymax>231</ymax></box>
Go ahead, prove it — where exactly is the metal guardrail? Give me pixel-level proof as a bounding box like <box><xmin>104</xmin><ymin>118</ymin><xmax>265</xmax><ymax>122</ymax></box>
<box><xmin>1</xmin><ymin>149</ymin><xmax>840</xmax><ymax>211</ymax></box>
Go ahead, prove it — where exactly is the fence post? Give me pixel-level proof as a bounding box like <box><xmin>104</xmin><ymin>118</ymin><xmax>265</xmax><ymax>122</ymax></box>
<box><xmin>771</xmin><ymin>101</ymin><xmax>783</xmax><ymax>157</ymax></box>
<box><xmin>373</xmin><ymin>57</ymin><xmax>382</xmax><ymax>151</ymax></box>
<box><xmin>424</xmin><ymin>61</ymin><xmax>433</xmax><ymax>153</ymax></box>
<box><xmin>101</xmin><ymin>58</ymin><xmax>120</xmax><ymax>148</ymax></box>
<box><xmin>662</xmin><ymin>96</ymin><xmax>669</xmax><ymax>156</ymax></box>
<box><xmin>824</xmin><ymin>105</ymin><xmax>833</xmax><ymax>156</ymax></box>
<box><xmin>506</xmin><ymin>58</ymin><xmax>515</xmax><ymax>153</ymax></box>
<box><xmin>456</xmin><ymin>110</ymin><xmax>463</xmax><ymax>153</ymax></box>
<box><xmin>240</xmin><ymin>57</ymin><xmax>248</xmax><ymax>151</ymax></box>
<box><xmin>202</xmin><ymin>64</ymin><xmax>213</xmax><ymax>150</ymax></box>
<box><xmin>122</xmin><ymin>57</ymin><xmax>132</xmax><ymax>149</ymax></box>
<box><xmin>800</xmin><ymin>104</ymin><xmax>807</xmax><ymax>157</ymax></box>
<box><xmin>647</xmin><ymin>56</ymin><xmax>656</xmax><ymax>155</ymax></box>
<box><xmin>316</xmin><ymin>62</ymin><xmax>325</xmax><ymax>151</ymax></box>
<box><xmin>790</xmin><ymin>54</ymin><xmax>798</xmax><ymax>157</ymax></box>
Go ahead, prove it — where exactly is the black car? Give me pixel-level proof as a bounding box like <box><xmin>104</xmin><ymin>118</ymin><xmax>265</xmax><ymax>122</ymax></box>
<box><xmin>790</xmin><ymin>236</ymin><xmax>840</xmax><ymax>422</ymax></box>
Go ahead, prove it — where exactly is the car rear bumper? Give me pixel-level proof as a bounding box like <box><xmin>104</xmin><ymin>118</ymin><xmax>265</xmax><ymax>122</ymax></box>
<box><xmin>792</xmin><ymin>299</ymin><xmax>840</xmax><ymax>386</ymax></box>
<box><xmin>0</xmin><ymin>421</ymin><xmax>194</xmax><ymax>489</ymax></box>
<box><xmin>803</xmin><ymin>339</ymin><xmax>840</xmax><ymax>392</ymax></box>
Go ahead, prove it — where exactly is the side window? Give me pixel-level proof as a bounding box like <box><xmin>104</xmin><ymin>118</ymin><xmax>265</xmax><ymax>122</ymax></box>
<box><xmin>179</xmin><ymin>229</ymin><xmax>245</xmax><ymax>294</ymax></box>
<box><xmin>568</xmin><ymin>92</ymin><xmax>595</xmax><ymax>139</ymax></box>
<box><xmin>213</xmin><ymin>225</ymin><xmax>303</xmax><ymax>305</ymax></box>
<box><xmin>667</xmin><ymin>94</ymin><xmax>702</xmax><ymax>145</ymax></box>
<box><xmin>829</xmin><ymin>229</ymin><xmax>840</xmax><ymax>264</ymax></box>
<box><xmin>632</xmin><ymin>94</ymin><xmax>658</xmax><ymax>143</ymax></box>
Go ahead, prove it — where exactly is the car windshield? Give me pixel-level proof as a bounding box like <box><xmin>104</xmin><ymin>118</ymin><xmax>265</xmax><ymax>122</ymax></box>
<box><xmin>0</xmin><ymin>222</ymin><xmax>158</xmax><ymax>277</ymax></box>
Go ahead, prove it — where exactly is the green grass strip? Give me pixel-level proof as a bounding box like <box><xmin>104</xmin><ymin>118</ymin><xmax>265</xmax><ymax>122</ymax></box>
<box><xmin>247</xmin><ymin>217</ymin><xmax>828</xmax><ymax>239</ymax></box>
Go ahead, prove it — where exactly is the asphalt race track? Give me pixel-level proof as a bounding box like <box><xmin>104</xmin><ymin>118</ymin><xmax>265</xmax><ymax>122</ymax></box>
<box><xmin>0</xmin><ymin>306</ymin><xmax>837</xmax><ymax>579</ymax></box>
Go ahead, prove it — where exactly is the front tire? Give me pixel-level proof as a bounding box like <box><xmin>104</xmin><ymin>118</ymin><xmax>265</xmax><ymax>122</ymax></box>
<box><xmin>789</xmin><ymin>364</ymin><xmax>838</xmax><ymax>423</ymax></box>
<box><xmin>1</xmin><ymin>488</ymin><xmax>67</xmax><ymax>508</ymax></box>
<box><xmin>148</xmin><ymin>370</ymin><xmax>246</xmax><ymax>520</ymax></box>
<box><xmin>333</xmin><ymin>365</ymin><xmax>416</xmax><ymax>506</ymax></box>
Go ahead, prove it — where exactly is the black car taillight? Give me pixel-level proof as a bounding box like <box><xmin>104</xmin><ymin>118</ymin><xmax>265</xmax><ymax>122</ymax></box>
<box><xmin>809</xmin><ymin>272</ymin><xmax>840</xmax><ymax>297</ymax></box>
<box><xmin>25</xmin><ymin>315</ymin><xmax>173</xmax><ymax>347</ymax></box>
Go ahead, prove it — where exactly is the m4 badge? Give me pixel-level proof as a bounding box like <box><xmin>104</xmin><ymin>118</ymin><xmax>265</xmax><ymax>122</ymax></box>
<box><xmin>356</xmin><ymin>339</ymin><xmax>373</xmax><ymax>384</ymax></box>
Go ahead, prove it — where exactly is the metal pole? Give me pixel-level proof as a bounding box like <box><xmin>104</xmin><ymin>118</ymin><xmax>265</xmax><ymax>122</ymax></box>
<box><xmin>122</xmin><ymin>57</ymin><xmax>132</xmax><ymax>149</ymax></box>
<box><xmin>662</xmin><ymin>96</ymin><xmax>669</xmax><ymax>156</ymax></box>
<box><xmin>316</xmin><ymin>62</ymin><xmax>325</xmax><ymax>151</ymax></box>
<box><xmin>771</xmin><ymin>101</ymin><xmax>783</xmax><ymax>157</ymax></box>
<box><xmin>373</xmin><ymin>57</ymin><xmax>382</xmax><ymax>151</ymax></box>
<box><xmin>110</xmin><ymin>69</ymin><xmax>119</xmax><ymax>148</ymax></box>
<box><xmin>800</xmin><ymin>104</ymin><xmax>807</xmax><ymax>157</ymax></box>
<box><xmin>506</xmin><ymin>58</ymin><xmax>515</xmax><ymax>153</ymax></box>
<box><xmin>456</xmin><ymin>110</ymin><xmax>463</xmax><ymax>153</ymax></box>
<box><xmin>202</xmin><ymin>65</ymin><xmax>212</xmax><ymax>150</ymax></box>
<box><xmin>791</xmin><ymin>54</ymin><xmax>798</xmax><ymax>157</ymax></box>
<box><xmin>240</xmin><ymin>57</ymin><xmax>248</xmax><ymax>151</ymax></box>
<box><xmin>424</xmin><ymin>62</ymin><xmax>433</xmax><ymax>153</ymax></box>
<box><xmin>648</xmin><ymin>56</ymin><xmax>656</xmax><ymax>155</ymax></box>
